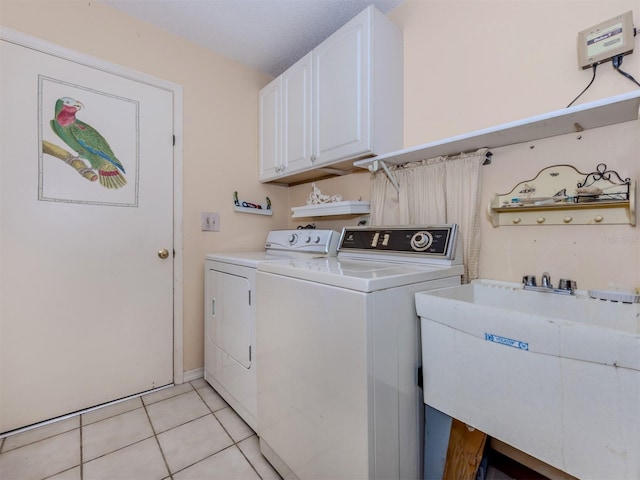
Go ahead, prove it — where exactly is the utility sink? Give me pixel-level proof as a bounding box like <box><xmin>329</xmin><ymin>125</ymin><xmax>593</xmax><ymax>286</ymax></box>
<box><xmin>415</xmin><ymin>280</ymin><xmax>640</xmax><ymax>480</ymax></box>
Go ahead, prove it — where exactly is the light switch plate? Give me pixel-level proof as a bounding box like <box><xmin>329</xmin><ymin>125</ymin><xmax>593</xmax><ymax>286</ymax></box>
<box><xmin>201</xmin><ymin>212</ymin><xmax>220</xmax><ymax>232</ymax></box>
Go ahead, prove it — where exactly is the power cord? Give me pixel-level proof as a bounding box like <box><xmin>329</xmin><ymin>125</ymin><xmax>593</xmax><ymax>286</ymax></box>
<box><xmin>566</xmin><ymin>63</ymin><xmax>597</xmax><ymax>108</ymax></box>
<box><xmin>612</xmin><ymin>54</ymin><xmax>640</xmax><ymax>87</ymax></box>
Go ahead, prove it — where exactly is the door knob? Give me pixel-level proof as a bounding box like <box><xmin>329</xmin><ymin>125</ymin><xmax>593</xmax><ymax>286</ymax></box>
<box><xmin>158</xmin><ymin>249</ymin><xmax>170</xmax><ymax>259</ymax></box>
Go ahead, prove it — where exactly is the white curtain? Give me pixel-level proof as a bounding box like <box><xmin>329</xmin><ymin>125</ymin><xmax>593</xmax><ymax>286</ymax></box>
<box><xmin>369</xmin><ymin>150</ymin><xmax>487</xmax><ymax>283</ymax></box>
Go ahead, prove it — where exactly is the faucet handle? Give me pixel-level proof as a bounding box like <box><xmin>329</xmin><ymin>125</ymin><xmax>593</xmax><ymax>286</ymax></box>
<box><xmin>522</xmin><ymin>275</ymin><xmax>536</xmax><ymax>286</ymax></box>
<box><xmin>541</xmin><ymin>272</ymin><xmax>551</xmax><ymax>288</ymax></box>
<box><xmin>558</xmin><ymin>279</ymin><xmax>576</xmax><ymax>291</ymax></box>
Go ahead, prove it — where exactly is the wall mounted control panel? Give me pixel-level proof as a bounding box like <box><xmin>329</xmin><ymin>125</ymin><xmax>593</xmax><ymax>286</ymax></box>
<box><xmin>577</xmin><ymin>10</ymin><xmax>634</xmax><ymax>69</ymax></box>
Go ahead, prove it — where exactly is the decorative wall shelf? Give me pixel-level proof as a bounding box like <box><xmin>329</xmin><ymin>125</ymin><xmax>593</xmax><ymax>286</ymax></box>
<box><xmin>291</xmin><ymin>200</ymin><xmax>370</xmax><ymax>218</ymax></box>
<box><xmin>488</xmin><ymin>164</ymin><xmax>635</xmax><ymax>226</ymax></box>
<box><xmin>353</xmin><ymin>90</ymin><xmax>640</xmax><ymax>169</ymax></box>
<box><xmin>233</xmin><ymin>191</ymin><xmax>272</xmax><ymax>215</ymax></box>
<box><xmin>233</xmin><ymin>206</ymin><xmax>273</xmax><ymax>216</ymax></box>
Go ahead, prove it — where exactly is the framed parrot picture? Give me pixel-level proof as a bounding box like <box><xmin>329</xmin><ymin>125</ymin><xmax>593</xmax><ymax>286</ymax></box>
<box><xmin>38</xmin><ymin>75</ymin><xmax>139</xmax><ymax>206</ymax></box>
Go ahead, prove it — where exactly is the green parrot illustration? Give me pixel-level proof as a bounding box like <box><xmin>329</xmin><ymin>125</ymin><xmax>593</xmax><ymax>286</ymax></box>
<box><xmin>50</xmin><ymin>97</ymin><xmax>127</xmax><ymax>189</ymax></box>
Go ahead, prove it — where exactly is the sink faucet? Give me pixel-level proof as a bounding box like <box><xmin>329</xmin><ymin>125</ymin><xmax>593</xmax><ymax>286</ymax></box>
<box><xmin>523</xmin><ymin>272</ymin><xmax>576</xmax><ymax>295</ymax></box>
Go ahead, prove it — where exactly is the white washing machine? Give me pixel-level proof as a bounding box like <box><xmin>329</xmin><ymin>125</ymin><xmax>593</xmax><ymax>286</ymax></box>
<box><xmin>256</xmin><ymin>225</ymin><xmax>464</xmax><ymax>480</ymax></box>
<box><xmin>204</xmin><ymin>229</ymin><xmax>339</xmax><ymax>431</ymax></box>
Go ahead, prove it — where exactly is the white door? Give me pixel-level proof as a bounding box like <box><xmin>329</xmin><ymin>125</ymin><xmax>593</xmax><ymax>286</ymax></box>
<box><xmin>207</xmin><ymin>269</ymin><xmax>251</xmax><ymax>369</ymax></box>
<box><xmin>0</xmin><ymin>34</ymin><xmax>176</xmax><ymax>433</ymax></box>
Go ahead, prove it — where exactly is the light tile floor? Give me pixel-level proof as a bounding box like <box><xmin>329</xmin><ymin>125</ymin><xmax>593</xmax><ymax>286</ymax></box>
<box><xmin>0</xmin><ymin>379</ymin><xmax>281</xmax><ymax>480</ymax></box>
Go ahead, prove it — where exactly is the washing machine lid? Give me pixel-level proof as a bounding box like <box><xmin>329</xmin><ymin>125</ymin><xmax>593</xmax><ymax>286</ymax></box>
<box><xmin>257</xmin><ymin>257</ymin><xmax>464</xmax><ymax>292</ymax></box>
<box><xmin>205</xmin><ymin>230</ymin><xmax>339</xmax><ymax>268</ymax></box>
<box><xmin>206</xmin><ymin>251</ymin><xmax>282</xmax><ymax>268</ymax></box>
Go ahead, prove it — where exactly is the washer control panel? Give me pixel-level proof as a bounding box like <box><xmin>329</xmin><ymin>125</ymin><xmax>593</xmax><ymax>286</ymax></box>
<box><xmin>338</xmin><ymin>225</ymin><xmax>458</xmax><ymax>259</ymax></box>
<box><xmin>265</xmin><ymin>229</ymin><xmax>339</xmax><ymax>255</ymax></box>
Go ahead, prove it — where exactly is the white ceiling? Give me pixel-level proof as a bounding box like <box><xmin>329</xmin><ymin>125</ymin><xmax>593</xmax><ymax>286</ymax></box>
<box><xmin>101</xmin><ymin>0</ymin><xmax>404</xmax><ymax>77</ymax></box>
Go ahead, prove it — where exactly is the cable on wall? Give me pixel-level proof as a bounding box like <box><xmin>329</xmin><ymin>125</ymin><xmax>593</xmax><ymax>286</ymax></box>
<box><xmin>612</xmin><ymin>54</ymin><xmax>640</xmax><ymax>88</ymax></box>
<box><xmin>566</xmin><ymin>64</ymin><xmax>598</xmax><ymax>108</ymax></box>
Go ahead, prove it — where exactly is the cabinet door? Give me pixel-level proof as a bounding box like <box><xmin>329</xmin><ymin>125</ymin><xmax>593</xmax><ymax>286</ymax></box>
<box><xmin>313</xmin><ymin>8</ymin><xmax>370</xmax><ymax>164</ymax></box>
<box><xmin>282</xmin><ymin>52</ymin><xmax>313</xmax><ymax>174</ymax></box>
<box><xmin>259</xmin><ymin>76</ymin><xmax>282</xmax><ymax>181</ymax></box>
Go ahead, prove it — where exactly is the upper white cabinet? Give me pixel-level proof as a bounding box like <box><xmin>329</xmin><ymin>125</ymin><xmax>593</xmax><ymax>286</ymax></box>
<box><xmin>259</xmin><ymin>6</ymin><xmax>402</xmax><ymax>185</ymax></box>
<box><xmin>259</xmin><ymin>53</ymin><xmax>314</xmax><ymax>182</ymax></box>
<box><xmin>258</xmin><ymin>76</ymin><xmax>281</xmax><ymax>179</ymax></box>
<box><xmin>282</xmin><ymin>53</ymin><xmax>314</xmax><ymax>175</ymax></box>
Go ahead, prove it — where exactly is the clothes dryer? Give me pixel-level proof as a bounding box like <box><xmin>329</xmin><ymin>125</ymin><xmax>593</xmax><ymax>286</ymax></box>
<box><xmin>256</xmin><ymin>225</ymin><xmax>464</xmax><ymax>479</ymax></box>
<box><xmin>204</xmin><ymin>229</ymin><xmax>339</xmax><ymax>431</ymax></box>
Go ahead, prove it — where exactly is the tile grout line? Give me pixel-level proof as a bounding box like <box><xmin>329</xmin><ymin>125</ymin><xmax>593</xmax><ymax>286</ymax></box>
<box><xmin>79</xmin><ymin>399</ymin><xmax>170</xmax><ymax>469</ymax></box>
<box><xmin>192</xmin><ymin>383</ymin><xmax>266</xmax><ymax>479</ymax></box>
<box><xmin>148</xmin><ymin>383</ymin><xmax>224</xmax><ymax>479</ymax></box>
<box><xmin>142</xmin><ymin>400</ymin><xmax>173</xmax><ymax>480</ymax></box>
<box><xmin>236</xmin><ymin>439</ymin><xmax>266</xmax><ymax>480</ymax></box>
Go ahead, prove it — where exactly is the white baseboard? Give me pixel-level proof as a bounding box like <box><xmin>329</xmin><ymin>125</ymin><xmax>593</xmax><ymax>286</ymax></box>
<box><xmin>183</xmin><ymin>367</ymin><xmax>204</xmax><ymax>383</ymax></box>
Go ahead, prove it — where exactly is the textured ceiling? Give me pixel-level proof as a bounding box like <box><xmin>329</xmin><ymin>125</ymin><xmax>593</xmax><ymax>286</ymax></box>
<box><xmin>101</xmin><ymin>0</ymin><xmax>404</xmax><ymax>77</ymax></box>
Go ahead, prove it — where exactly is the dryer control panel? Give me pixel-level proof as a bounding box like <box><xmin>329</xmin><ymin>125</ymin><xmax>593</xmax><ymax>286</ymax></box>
<box><xmin>338</xmin><ymin>224</ymin><xmax>459</xmax><ymax>262</ymax></box>
<box><xmin>264</xmin><ymin>229</ymin><xmax>339</xmax><ymax>256</ymax></box>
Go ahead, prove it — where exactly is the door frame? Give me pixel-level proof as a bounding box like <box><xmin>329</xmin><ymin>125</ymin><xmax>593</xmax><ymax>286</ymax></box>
<box><xmin>0</xmin><ymin>27</ymin><xmax>185</xmax><ymax>384</ymax></box>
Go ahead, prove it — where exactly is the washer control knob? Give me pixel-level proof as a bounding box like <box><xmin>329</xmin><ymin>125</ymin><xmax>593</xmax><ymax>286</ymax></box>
<box><xmin>305</xmin><ymin>235</ymin><xmax>311</xmax><ymax>243</ymax></box>
<box><xmin>314</xmin><ymin>236</ymin><xmax>321</xmax><ymax>243</ymax></box>
<box><xmin>410</xmin><ymin>231</ymin><xmax>433</xmax><ymax>251</ymax></box>
<box><xmin>288</xmin><ymin>234</ymin><xmax>297</xmax><ymax>244</ymax></box>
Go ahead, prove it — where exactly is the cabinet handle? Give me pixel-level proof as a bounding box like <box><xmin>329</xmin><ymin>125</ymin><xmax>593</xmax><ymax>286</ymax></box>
<box><xmin>594</xmin><ymin>215</ymin><xmax>604</xmax><ymax>223</ymax></box>
<box><xmin>212</xmin><ymin>299</ymin><xmax>216</xmax><ymax>316</ymax></box>
<box><xmin>310</xmin><ymin>155</ymin><xmax>317</xmax><ymax>163</ymax></box>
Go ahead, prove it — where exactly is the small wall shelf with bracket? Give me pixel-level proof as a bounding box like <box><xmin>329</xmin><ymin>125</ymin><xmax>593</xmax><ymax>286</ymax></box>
<box><xmin>488</xmin><ymin>163</ymin><xmax>635</xmax><ymax>226</ymax></box>
<box><xmin>233</xmin><ymin>191</ymin><xmax>272</xmax><ymax>216</ymax></box>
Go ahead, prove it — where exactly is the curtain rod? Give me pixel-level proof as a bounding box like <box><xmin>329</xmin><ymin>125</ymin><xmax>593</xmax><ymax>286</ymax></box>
<box><xmin>370</xmin><ymin>150</ymin><xmax>492</xmax><ymax>193</ymax></box>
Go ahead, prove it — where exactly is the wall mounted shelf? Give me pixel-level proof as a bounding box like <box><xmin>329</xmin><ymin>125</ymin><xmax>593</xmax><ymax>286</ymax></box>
<box><xmin>233</xmin><ymin>191</ymin><xmax>272</xmax><ymax>215</ymax></box>
<box><xmin>488</xmin><ymin>164</ymin><xmax>635</xmax><ymax>226</ymax></box>
<box><xmin>489</xmin><ymin>199</ymin><xmax>634</xmax><ymax>226</ymax></box>
<box><xmin>291</xmin><ymin>200</ymin><xmax>370</xmax><ymax>218</ymax></box>
<box><xmin>233</xmin><ymin>206</ymin><xmax>273</xmax><ymax>216</ymax></box>
<box><xmin>353</xmin><ymin>90</ymin><xmax>640</xmax><ymax>169</ymax></box>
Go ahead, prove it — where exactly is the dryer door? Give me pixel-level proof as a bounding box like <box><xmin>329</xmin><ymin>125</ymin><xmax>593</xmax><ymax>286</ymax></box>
<box><xmin>207</xmin><ymin>269</ymin><xmax>251</xmax><ymax>368</ymax></box>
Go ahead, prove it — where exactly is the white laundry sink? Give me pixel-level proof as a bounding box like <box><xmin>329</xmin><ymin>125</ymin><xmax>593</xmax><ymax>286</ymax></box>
<box><xmin>415</xmin><ymin>280</ymin><xmax>640</xmax><ymax>480</ymax></box>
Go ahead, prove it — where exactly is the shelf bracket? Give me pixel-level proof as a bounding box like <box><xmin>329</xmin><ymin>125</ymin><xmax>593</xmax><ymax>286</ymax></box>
<box><xmin>368</xmin><ymin>159</ymin><xmax>400</xmax><ymax>193</ymax></box>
